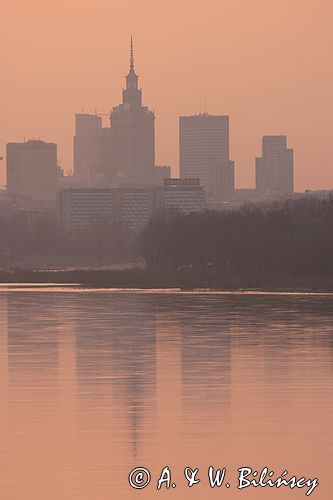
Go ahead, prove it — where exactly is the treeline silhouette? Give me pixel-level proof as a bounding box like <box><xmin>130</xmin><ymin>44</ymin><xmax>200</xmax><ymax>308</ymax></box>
<box><xmin>1</xmin><ymin>196</ymin><xmax>333</xmax><ymax>284</ymax></box>
<box><xmin>0</xmin><ymin>212</ymin><xmax>128</xmax><ymax>262</ymax></box>
<box><xmin>137</xmin><ymin>196</ymin><xmax>333</xmax><ymax>277</ymax></box>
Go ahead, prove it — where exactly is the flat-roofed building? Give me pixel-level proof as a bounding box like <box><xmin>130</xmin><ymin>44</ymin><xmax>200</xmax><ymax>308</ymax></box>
<box><xmin>6</xmin><ymin>140</ymin><xmax>57</xmax><ymax>202</ymax></box>
<box><xmin>179</xmin><ymin>113</ymin><xmax>234</xmax><ymax>206</ymax></box>
<box><xmin>73</xmin><ymin>114</ymin><xmax>114</xmax><ymax>187</ymax></box>
<box><xmin>59</xmin><ymin>180</ymin><xmax>205</xmax><ymax>236</ymax></box>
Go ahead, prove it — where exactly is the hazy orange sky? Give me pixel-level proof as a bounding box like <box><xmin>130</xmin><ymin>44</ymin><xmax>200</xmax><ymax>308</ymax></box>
<box><xmin>2</xmin><ymin>0</ymin><xmax>332</xmax><ymax>190</ymax></box>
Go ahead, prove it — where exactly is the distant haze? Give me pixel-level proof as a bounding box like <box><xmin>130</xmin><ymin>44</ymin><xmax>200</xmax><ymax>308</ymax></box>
<box><xmin>2</xmin><ymin>0</ymin><xmax>332</xmax><ymax>190</ymax></box>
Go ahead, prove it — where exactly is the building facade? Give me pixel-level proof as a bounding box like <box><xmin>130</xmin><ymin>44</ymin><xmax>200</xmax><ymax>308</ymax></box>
<box><xmin>113</xmin><ymin>188</ymin><xmax>155</xmax><ymax>235</ymax></box>
<box><xmin>6</xmin><ymin>140</ymin><xmax>57</xmax><ymax>202</ymax></box>
<box><xmin>256</xmin><ymin>135</ymin><xmax>294</xmax><ymax>197</ymax></box>
<box><xmin>58</xmin><ymin>188</ymin><xmax>114</xmax><ymax>232</ymax></box>
<box><xmin>157</xmin><ymin>178</ymin><xmax>205</xmax><ymax>216</ymax></box>
<box><xmin>179</xmin><ymin>113</ymin><xmax>235</xmax><ymax>207</ymax></box>
<box><xmin>58</xmin><ymin>180</ymin><xmax>205</xmax><ymax>235</ymax></box>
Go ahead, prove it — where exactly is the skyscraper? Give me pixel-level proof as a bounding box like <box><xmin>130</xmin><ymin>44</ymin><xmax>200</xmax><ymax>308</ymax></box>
<box><xmin>179</xmin><ymin>113</ymin><xmax>234</xmax><ymax>207</ymax></box>
<box><xmin>110</xmin><ymin>38</ymin><xmax>155</xmax><ymax>186</ymax></box>
<box><xmin>6</xmin><ymin>140</ymin><xmax>57</xmax><ymax>202</ymax></box>
<box><xmin>73</xmin><ymin>114</ymin><xmax>113</xmax><ymax>187</ymax></box>
<box><xmin>73</xmin><ymin>113</ymin><xmax>102</xmax><ymax>186</ymax></box>
<box><xmin>255</xmin><ymin>135</ymin><xmax>294</xmax><ymax>197</ymax></box>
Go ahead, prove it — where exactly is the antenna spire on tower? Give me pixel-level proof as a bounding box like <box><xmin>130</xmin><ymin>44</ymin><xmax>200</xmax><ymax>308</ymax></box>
<box><xmin>130</xmin><ymin>36</ymin><xmax>134</xmax><ymax>69</ymax></box>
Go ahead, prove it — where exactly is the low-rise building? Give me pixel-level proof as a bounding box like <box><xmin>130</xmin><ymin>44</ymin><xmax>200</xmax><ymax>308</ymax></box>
<box><xmin>157</xmin><ymin>178</ymin><xmax>205</xmax><ymax>216</ymax></box>
<box><xmin>58</xmin><ymin>179</ymin><xmax>205</xmax><ymax>235</ymax></box>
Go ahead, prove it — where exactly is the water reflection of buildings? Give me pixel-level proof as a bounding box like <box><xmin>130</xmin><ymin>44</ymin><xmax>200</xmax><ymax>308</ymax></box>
<box><xmin>3</xmin><ymin>292</ymin><xmax>333</xmax><ymax>406</ymax></box>
<box><xmin>0</xmin><ymin>295</ymin><xmax>8</xmax><ymax>429</ymax></box>
<box><xmin>178</xmin><ymin>296</ymin><xmax>232</xmax><ymax>419</ymax></box>
<box><xmin>2</xmin><ymin>292</ymin><xmax>79</xmax><ymax>499</ymax></box>
<box><xmin>5</xmin><ymin>292</ymin><xmax>78</xmax><ymax>425</ymax></box>
<box><xmin>6</xmin><ymin>293</ymin><xmax>60</xmax><ymax>390</ymax></box>
<box><xmin>67</xmin><ymin>292</ymin><xmax>235</xmax><ymax>458</ymax></box>
<box><xmin>72</xmin><ymin>293</ymin><xmax>157</xmax><ymax>459</ymax></box>
<box><xmin>2</xmin><ymin>290</ymin><xmax>333</xmax><ymax>499</ymax></box>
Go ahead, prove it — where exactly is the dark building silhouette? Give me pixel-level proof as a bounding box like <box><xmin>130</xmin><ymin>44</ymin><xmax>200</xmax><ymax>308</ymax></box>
<box><xmin>179</xmin><ymin>113</ymin><xmax>235</xmax><ymax>208</ymax></box>
<box><xmin>256</xmin><ymin>135</ymin><xmax>294</xmax><ymax>197</ymax></box>
<box><xmin>110</xmin><ymin>37</ymin><xmax>155</xmax><ymax>186</ymax></box>
<box><xmin>6</xmin><ymin>140</ymin><xmax>57</xmax><ymax>202</ymax></box>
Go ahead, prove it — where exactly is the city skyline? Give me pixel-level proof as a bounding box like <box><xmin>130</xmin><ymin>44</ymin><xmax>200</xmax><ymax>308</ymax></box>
<box><xmin>4</xmin><ymin>39</ymin><xmax>296</xmax><ymax>199</ymax></box>
<box><xmin>2</xmin><ymin>0</ymin><xmax>332</xmax><ymax>192</ymax></box>
<box><xmin>1</xmin><ymin>40</ymin><xmax>295</xmax><ymax>200</ymax></box>
<box><xmin>1</xmin><ymin>4</ymin><xmax>333</xmax><ymax>500</ymax></box>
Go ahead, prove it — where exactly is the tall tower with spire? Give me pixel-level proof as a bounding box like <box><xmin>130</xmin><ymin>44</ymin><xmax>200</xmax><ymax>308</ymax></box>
<box><xmin>122</xmin><ymin>37</ymin><xmax>142</xmax><ymax>109</ymax></box>
<box><xmin>110</xmin><ymin>37</ymin><xmax>155</xmax><ymax>186</ymax></box>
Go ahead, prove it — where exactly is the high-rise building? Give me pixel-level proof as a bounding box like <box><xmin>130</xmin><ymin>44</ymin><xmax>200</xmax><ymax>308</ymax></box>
<box><xmin>73</xmin><ymin>39</ymin><xmax>167</xmax><ymax>189</ymax></box>
<box><xmin>256</xmin><ymin>135</ymin><xmax>294</xmax><ymax>197</ymax></box>
<box><xmin>110</xmin><ymin>38</ymin><xmax>155</xmax><ymax>186</ymax></box>
<box><xmin>179</xmin><ymin>113</ymin><xmax>235</xmax><ymax>207</ymax></box>
<box><xmin>73</xmin><ymin>113</ymin><xmax>102</xmax><ymax>186</ymax></box>
<box><xmin>6</xmin><ymin>140</ymin><xmax>57</xmax><ymax>202</ymax></box>
<box><xmin>73</xmin><ymin>114</ymin><xmax>113</xmax><ymax>187</ymax></box>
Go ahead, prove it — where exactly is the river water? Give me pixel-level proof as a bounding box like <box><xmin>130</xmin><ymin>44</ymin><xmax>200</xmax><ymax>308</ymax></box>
<box><xmin>0</xmin><ymin>286</ymin><xmax>332</xmax><ymax>499</ymax></box>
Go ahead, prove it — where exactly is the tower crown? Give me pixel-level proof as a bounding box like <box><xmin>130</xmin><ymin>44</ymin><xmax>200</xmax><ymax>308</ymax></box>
<box><xmin>126</xmin><ymin>36</ymin><xmax>139</xmax><ymax>89</ymax></box>
<box><xmin>123</xmin><ymin>36</ymin><xmax>142</xmax><ymax>108</ymax></box>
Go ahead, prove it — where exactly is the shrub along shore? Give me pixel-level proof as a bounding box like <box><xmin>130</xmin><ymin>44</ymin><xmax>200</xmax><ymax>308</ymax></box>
<box><xmin>0</xmin><ymin>267</ymin><xmax>332</xmax><ymax>292</ymax></box>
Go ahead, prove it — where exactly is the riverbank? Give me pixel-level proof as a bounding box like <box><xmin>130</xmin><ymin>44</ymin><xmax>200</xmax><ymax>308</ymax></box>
<box><xmin>0</xmin><ymin>268</ymin><xmax>332</xmax><ymax>292</ymax></box>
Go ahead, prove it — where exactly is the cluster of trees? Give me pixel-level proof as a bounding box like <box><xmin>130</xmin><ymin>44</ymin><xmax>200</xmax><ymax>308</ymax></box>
<box><xmin>0</xmin><ymin>211</ymin><xmax>130</xmax><ymax>262</ymax></box>
<box><xmin>0</xmin><ymin>211</ymin><xmax>58</xmax><ymax>256</ymax></box>
<box><xmin>58</xmin><ymin>221</ymin><xmax>127</xmax><ymax>259</ymax></box>
<box><xmin>2</xmin><ymin>196</ymin><xmax>333</xmax><ymax>276</ymax></box>
<box><xmin>137</xmin><ymin>196</ymin><xmax>333</xmax><ymax>277</ymax></box>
